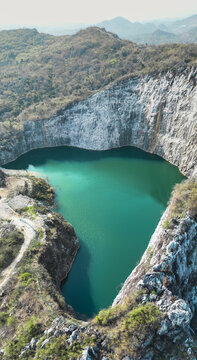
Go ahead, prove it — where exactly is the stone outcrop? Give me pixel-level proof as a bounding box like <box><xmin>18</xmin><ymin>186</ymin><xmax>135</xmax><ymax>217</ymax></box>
<box><xmin>38</xmin><ymin>214</ymin><xmax>79</xmax><ymax>289</ymax></box>
<box><xmin>113</xmin><ymin>211</ymin><xmax>197</xmax><ymax>308</ymax></box>
<box><xmin>0</xmin><ymin>67</ymin><xmax>196</xmax><ymax>178</ymax></box>
<box><xmin>112</xmin><ymin>208</ymin><xmax>197</xmax><ymax>357</ymax></box>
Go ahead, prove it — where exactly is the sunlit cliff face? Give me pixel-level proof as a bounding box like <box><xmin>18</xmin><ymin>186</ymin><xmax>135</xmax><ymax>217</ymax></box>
<box><xmin>1</xmin><ymin>69</ymin><xmax>197</xmax><ymax>179</ymax></box>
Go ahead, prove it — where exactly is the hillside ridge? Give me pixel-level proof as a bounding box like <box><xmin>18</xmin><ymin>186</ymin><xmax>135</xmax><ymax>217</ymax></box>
<box><xmin>0</xmin><ymin>26</ymin><xmax>197</xmax><ymax>132</ymax></box>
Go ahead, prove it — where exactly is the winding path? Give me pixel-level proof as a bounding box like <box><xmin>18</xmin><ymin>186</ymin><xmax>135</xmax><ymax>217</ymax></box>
<box><xmin>0</xmin><ymin>200</ymin><xmax>36</xmax><ymax>293</ymax></box>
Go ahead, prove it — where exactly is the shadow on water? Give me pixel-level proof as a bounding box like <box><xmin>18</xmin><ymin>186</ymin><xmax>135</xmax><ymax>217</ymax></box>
<box><xmin>4</xmin><ymin>145</ymin><xmax>163</xmax><ymax>169</ymax></box>
<box><xmin>62</xmin><ymin>239</ymin><xmax>96</xmax><ymax>320</ymax></box>
<box><xmin>5</xmin><ymin>145</ymin><xmax>176</xmax><ymax>207</ymax></box>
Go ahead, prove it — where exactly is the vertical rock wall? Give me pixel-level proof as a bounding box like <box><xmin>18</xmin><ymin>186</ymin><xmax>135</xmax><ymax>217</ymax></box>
<box><xmin>0</xmin><ymin>68</ymin><xmax>196</xmax><ymax>177</ymax></box>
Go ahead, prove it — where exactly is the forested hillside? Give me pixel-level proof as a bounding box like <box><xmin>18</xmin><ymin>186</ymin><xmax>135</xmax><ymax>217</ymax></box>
<box><xmin>0</xmin><ymin>27</ymin><xmax>197</xmax><ymax>128</ymax></box>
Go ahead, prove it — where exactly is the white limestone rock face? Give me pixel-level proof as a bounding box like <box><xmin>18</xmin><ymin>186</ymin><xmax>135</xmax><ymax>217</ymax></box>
<box><xmin>113</xmin><ymin>209</ymin><xmax>197</xmax><ymax>348</ymax></box>
<box><xmin>0</xmin><ymin>68</ymin><xmax>196</xmax><ymax>177</ymax></box>
<box><xmin>167</xmin><ymin>300</ymin><xmax>192</xmax><ymax>328</ymax></box>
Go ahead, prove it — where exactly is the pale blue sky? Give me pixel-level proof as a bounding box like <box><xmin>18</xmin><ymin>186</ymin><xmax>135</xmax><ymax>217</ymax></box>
<box><xmin>1</xmin><ymin>0</ymin><xmax>197</xmax><ymax>26</ymax></box>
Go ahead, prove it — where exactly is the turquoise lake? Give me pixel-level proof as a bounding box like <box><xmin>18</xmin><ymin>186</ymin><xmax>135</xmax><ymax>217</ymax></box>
<box><xmin>4</xmin><ymin>146</ymin><xmax>184</xmax><ymax>318</ymax></box>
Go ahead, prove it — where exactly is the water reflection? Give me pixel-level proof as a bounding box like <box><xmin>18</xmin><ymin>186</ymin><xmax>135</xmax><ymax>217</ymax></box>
<box><xmin>62</xmin><ymin>239</ymin><xmax>96</xmax><ymax>320</ymax></box>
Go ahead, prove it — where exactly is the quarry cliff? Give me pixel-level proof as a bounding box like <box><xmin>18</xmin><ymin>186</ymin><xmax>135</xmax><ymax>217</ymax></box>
<box><xmin>1</xmin><ymin>67</ymin><xmax>197</xmax><ymax>179</ymax></box>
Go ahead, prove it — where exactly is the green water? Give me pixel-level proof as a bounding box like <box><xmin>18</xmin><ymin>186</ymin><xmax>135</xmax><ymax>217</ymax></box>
<box><xmin>4</xmin><ymin>146</ymin><xmax>184</xmax><ymax>318</ymax></box>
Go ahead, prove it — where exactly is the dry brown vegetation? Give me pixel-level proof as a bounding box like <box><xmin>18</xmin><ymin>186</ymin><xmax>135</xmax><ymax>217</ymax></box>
<box><xmin>169</xmin><ymin>179</ymin><xmax>197</xmax><ymax>219</ymax></box>
<box><xmin>0</xmin><ymin>228</ymin><xmax>24</xmax><ymax>273</ymax></box>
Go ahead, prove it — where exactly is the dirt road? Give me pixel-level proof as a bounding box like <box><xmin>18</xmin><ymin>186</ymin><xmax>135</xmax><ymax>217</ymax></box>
<box><xmin>0</xmin><ymin>201</ymin><xmax>36</xmax><ymax>292</ymax></box>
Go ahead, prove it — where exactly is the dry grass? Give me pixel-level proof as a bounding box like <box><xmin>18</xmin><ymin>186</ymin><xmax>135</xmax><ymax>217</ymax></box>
<box><xmin>169</xmin><ymin>179</ymin><xmax>197</xmax><ymax>219</ymax></box>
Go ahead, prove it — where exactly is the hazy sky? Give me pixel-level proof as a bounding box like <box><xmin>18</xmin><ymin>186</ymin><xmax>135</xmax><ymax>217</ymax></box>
<box><xmin>1</xmin><ymin>0</ymin><xmax>197</xmax><ymax>26</ymax></box>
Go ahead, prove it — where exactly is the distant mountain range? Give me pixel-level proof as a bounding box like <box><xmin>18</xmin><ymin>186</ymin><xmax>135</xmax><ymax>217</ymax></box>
<box><xmin>40</xmin><ymin>14</ymin><xmax>197</xmax><ymax>44</ymax></box>
<box><xmin>97</xmin><ymin>17</ymin><xmax>157</xmax><ymax>37</ymax></box>
<box><xmin>126</xmin><ymin>27</ymin><xmax>197</xmax><ymax>45</ymax></box>
<box><xmin>97</xmin><ymin>15</ymin><xmax>197</xmax><ymax>44</ymax></box>
<box><xmin>170</xmin><ymin>14</ymin><xmax>197</xmax><ymax>33</ymax></box>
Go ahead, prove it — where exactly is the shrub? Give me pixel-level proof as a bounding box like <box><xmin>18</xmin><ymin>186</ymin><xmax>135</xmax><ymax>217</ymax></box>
<box><xmin>19</xmin><ymin>272</ymin><xmax>33</xmax><ymax>286</ymax></box>
<box><xmin>34</xmin><ymin>336</ymin><xmax>84</xmax><ymax>359</ymax></box>
<box><xmin>0</xmin><ymin>230</ymin><xmax>24</xmax><ymax>272</ymax></box>
<box><xmin>123</xmin><ymin>302</ymin><xmax>162</xmax><ymax>334</ymax></box>
<box><xmin>19</xmin><ymin>272</ymin><xmax>32</xmax><ymax>282</ymax></box>
<box><xmin>95</xmin><ymin>305</ymin><xmax>122</xmax><ymax>326</ymax></box>
<box><xmin>7</xmin><ymin>315</ymin><xmax>15</xmax><ymax>327</ymax></box>
<box><xmin>5</xmin><ymin>316</ymin><xmax>42</xmax><ymax>359</ymax></box>
<box><xmin>0</xmin><ymin>230</ymin><xmax>24</xmax><ymax>247</ymax></box>
<box><xmin>0</xmin><ymin>312</ymin><xmax>8</xmax><ymax>326</ymax></box>
<box><xmin>169</xmin><ymin>179</ymin><xmax>197</xmax><ymax>219</ymax></box>
<box><xmin>163</xmin><ymin>219</ymin><xmax>170</xmax><ymax>229</ymax></box>
<box><xmin>37</xmin><ymin>228</ymin><xmax>44</xmax><ymax>240</ymax></box>
<box><xmin>19</xmin><ymin>205</ymin><xmax>37</xmax><ymax>217</ymax></box>
<box><xmin>31</xmin><ymin>177</ymin><xmax>54</xmax><ymax>205</ymax></box>
<box><xmin>94</xmin><ymin>302</ymin><xmax>163</xmax><ymax>357</ymax></box>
